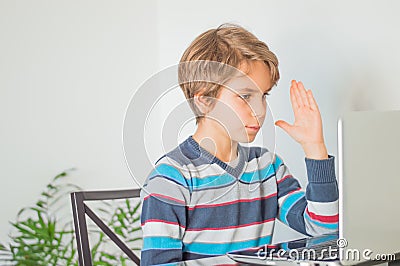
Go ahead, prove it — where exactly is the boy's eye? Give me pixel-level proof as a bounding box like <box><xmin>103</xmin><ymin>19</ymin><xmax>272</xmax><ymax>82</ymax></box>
<box><xmin>240</xmin><ymin>94</ymin><xmax>251</xmax><ymax>100</ymax></box>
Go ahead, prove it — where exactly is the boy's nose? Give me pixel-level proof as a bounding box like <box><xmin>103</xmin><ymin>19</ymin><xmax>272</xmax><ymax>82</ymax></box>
<box><xmin>250</xmin><ymin>101</ymin><xmax>266</xmax><ymax>120</ymax></box>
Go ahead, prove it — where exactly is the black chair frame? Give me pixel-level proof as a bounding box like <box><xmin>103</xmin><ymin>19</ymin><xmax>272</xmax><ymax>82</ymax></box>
<box><xmin>70</xmin><ymin>189</ymin><xmax>141</xmax><ymax>266</ymax></box>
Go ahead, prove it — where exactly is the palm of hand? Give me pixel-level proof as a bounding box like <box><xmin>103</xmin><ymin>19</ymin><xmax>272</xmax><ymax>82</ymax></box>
<box><xmin>275</xmin><ymin>80</ymin><xmax>324</xmax><ymax>146</ymax></box>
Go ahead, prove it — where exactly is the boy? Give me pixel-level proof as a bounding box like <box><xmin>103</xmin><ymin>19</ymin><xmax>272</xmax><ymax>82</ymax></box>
<box><xmin>140</xmin><ymin>23</ymin><xmax>338</xmax><ymax>265</ymax></box>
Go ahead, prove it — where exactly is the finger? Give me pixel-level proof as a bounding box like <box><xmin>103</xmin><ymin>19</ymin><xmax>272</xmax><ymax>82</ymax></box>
<box><xmin>307</xmin><ymin>89</ymin><xmax>319</xmax><ymax>111</ymax></box>
<box><xmin>290</xmin><ymin>81</ymin><xmax>299</xmax><ymax>110</ymax></box>
<box><xmin>275</xmin><ymin>120</ymin><xmax>293</xmax><ymax>135</ymax></box>
<box><xmin>292</xmin><ymin>81</ymin><xmax>304</xmax><ymax>107</ymax></box>
<box><xmin>297</xmin><ymin>81</ymin><xmax>310</xmax><ymax>107</ymax></box>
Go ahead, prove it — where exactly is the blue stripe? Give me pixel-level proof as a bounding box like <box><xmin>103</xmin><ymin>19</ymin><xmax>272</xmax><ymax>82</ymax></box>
<box><xmin>273</xmin><ymin>155</ymin><xmax>283</xmax><ymax>170</ymax></box>
<box><xmin>150</xmin><ymin>156</ymin><xmax>283</xmax><ymax>190</ymax></box>
<box><xmin>277</xmin><ymin>177</ymin><xmax>301</xmax><ymax>198</ymax></box>
<box><xmin>140</xmin><ymin>249</ymin><xmax>183</xmax><ymax>265</ymax></box>
<box><xmin>191</xmin><ymin>173</ymin><xmax>236</xmax><ymax>190</ymax></box>
<box><xmin>306</xmin><ymin>182</ymin><xmax>339</xmax><ymax>202</ymax></box>
<box><xmin>150</xmin><ymin>164</ymin><xmax>237</xmax><ymax>191</ymax></box>
<box><xmin>183</xmin><ymin>235</ymin><xmax>272</xmax><ymax>255</ymax></box>
<box><xmin>141</xmin><ymin>196</ymin><xmax>186</xmax><ymax>227</ymax></box>
<box><xmin>285</xmin><ymin>197</ymin><xmax>307</xmax><ymax>235</ymax></box>
<box><xmin>141</xmin><ymin>191</ymin><xmax>278</xmax><ymax>230</ymax></box>
<box><xmin>304</xmin><ymin>211</ymin><xmax>339</xmax><ymax>230</ymax></box>
<box><xmin>142</xmin><ymin>236</ymin><xmax>182</xmax><ymax>251</ymax></box>
<box><xmin>149</xmin><ymin>164</ymin><xmax>188</xmax><ymax>187</ymax></box>
<box><xmin>240</xmin><ymin>163</ymin><xmax>277</xmax><ymax>183</ymax></box>
<box><xmin>187</xmin><ymin>196</ymin><xmax>278</xmax><ymax>229</ymax></box>
<box><xmin>182</xmin><ymin>252</ymin><xmax>214</xmax><ymax>261</ymax></box>
<box><xmin>279</xmin><ymin>192</ymin><xmax>305</xmax><ymax>224</ymax></box>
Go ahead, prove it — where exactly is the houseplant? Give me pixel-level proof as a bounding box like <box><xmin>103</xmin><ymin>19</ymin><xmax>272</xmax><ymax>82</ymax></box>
<box><xmin>0</xmin><ymin>170</ymin><xmax>142</xmax><ymax>265</ymax></box>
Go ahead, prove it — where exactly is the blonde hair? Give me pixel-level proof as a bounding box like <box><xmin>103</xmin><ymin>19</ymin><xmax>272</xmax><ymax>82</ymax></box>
<box><xmin>178</xmin><ymin>23</ymin><xmax>280</xmax><ymax>123</ymax></box>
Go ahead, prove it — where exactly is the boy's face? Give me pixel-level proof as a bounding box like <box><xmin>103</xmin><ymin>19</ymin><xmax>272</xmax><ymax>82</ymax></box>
<box><xmin>206</xmin><ymin>60</ymin><xmax>273</xmax><ymax>143</ymax></box>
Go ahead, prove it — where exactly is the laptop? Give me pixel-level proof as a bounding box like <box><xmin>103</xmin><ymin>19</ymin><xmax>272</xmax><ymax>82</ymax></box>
<box><xmin>227</xmin><ymin>110</ymin><xmax>400</xmax><ymax>265</ymax></box>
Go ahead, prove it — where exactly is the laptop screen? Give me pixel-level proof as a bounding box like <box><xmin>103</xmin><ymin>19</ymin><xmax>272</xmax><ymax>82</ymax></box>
<box><xmin>338</xmin><ymin>110</ymin><xmax>400</xmax><ymax>265</ymax></box>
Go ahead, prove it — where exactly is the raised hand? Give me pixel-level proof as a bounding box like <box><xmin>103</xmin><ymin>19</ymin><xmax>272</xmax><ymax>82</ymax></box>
<box><xmin>275</xmin><ymin>80</ymin><xmax>328</xmax><ymax>159</ymax></box>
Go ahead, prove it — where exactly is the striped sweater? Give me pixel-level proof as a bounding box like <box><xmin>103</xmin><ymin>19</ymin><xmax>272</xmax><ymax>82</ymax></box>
<box><xmin>140</xmin><ymin>136</ymin><xmax>338</xmax><ymax>265</ymax></box>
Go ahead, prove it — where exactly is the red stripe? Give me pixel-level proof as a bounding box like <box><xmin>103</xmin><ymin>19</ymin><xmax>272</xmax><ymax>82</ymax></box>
<box><xmin>306</xmin><ymin>208</ymin><xmax>338</xmax><ymax>223</ymax></box>
<box><xmin>277</xmin><ymin>174</ymin><xmax>293</xmax><ymax>184</ymax></box>
<box><xmin>141</xmin><ymin>219</ymin><xmax>186</xmax><ymax>229</ymax></box>
<box><xmin>188</xmin><ymin>192</ymin><xmax>277</xmax><ymax>210</ymax></box>
<box><xmin>186</xmin><ymin>218</ymin><xmax>275</xmax><ymax>231</ymax></box>
<box><xmin>143</xmin><ymin>193</ymin><xmax>185</xmax><ymax>204</ymax></box>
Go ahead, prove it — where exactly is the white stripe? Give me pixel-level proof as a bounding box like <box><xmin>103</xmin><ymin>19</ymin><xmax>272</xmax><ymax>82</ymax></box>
<box><xmin>275</xmin><ymin>164</ymin><xmax>291</xmax><ymax>182</ymax></box>
<box><xmin>185</xmin><ymin>164</ymin><xmax>228</xmax><ymax>179</ymax></box>
<box><xmin>305</xmin><ymin>217</ymin><xmax>336</xmax><ymax>236</ymax></box>
<box><xmin>307</xmin><ymin>199</ymin><xmax>339</xmax><ymax>216</ymax></box>
<box><xmin>143</xmin><ymin>177</ymin><xmax>190</xmax><ymax>204</ymax></box>
<box><xmin>244</xmin><ymin>151</ymin><xmax>275</xmax><ymax>172</ymax></box>
<box><xmin>142</xmin><ymin>221</ymin><xmax>184</xmax><ymax>239</ymax></box>
<box><xmin>183</xmin><ymin>219</ymin><xmax>275</xmax><ymax>243</ymax></box>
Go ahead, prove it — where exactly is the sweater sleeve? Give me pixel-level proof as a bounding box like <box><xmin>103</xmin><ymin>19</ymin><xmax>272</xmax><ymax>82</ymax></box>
<box><xmin>275</xmin><ymin>155</ymin><xmax>339</xmax><ymax>236</ymax></box>
<box><xmin>140</xmin><ymin>162</ymin><xmax>190</xmax><ymax>266</ymax></box>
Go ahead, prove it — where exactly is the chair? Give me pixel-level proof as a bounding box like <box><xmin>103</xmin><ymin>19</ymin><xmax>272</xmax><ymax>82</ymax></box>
<box><xmin>70</xmin><ymin>189</ymin><xmax>141</xmax><ymax>266</ymax></box>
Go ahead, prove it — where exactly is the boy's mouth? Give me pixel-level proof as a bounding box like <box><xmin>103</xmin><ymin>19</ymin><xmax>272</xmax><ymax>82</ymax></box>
<box><xmin>245</xmin><ymin>125</ymin><xmax>260</xmax><ymax>132</ymax></box>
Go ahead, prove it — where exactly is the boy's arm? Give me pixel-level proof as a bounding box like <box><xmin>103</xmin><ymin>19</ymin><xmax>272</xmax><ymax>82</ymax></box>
<box><xmin>140</xmin><ymin>163</ymin><xmax>189</xmax><ymax>265</ymax></box>
<box><xmin>274</xmin><ymin>80</ymin><xmax>338</xmax><ymax>235</ymax></box>
<box><xmin>276</xmin><ymin>155</ymin><xmax>338</xmax><ymax>236</ymax></box>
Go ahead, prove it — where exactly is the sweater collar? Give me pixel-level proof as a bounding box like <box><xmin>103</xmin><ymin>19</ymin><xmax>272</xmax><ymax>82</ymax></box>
<box><xmin>185</xmin><ymin>135</ymin><xmax>247</xmax><ymax>179</ymax></box>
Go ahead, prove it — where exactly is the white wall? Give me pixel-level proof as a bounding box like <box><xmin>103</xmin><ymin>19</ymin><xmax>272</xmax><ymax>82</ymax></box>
<box><xmin>1</xmin><ymin>0</ymin><xmax>400</xmax><ymax>245</ymax></box>
<box><xmin>0</xmin><ymin>0</ymin><xmax>158</xmax><ymax>243</ymax></box>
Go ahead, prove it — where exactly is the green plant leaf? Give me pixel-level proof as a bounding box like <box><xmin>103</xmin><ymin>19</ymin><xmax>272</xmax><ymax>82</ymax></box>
<box><xmin>126</xmin><ymin>237</ymin><xmax>142</xmax><ymax>243</ymax></box>
<box><xmin>128</xmin><ymin>227</ymin><xmax>141</xmax><ymax>233</ymax></box>
<box><xmin>1</xmin><ymin>170</ymin><xmax>143</xmax><ymax>265</ymax></box>
<box><xmin>132</xmin><ymin>202</ymin><xmax>141</xmax><ymax>215</ymax></box>
<box><xmin>100</xmin><ymin>251</ymin><xmax>117</xmax><ymax>260</ymax></box>
<box><xmin>35</xmin><ymin>200</ymin><xmax>46</xmax><ymax>208</ymax></box>
<box><xmin>46</xmin><ymin>184</ymin><xmax>57</xmax><ymax>190</ymax></box>
<box><xmin>0</xmin><ymin>243</ymin><xmax>9</xmax><ymax>252</ymax></box>
<box><xmin>114</xmin><ymin>227</ymin><xmax>124</xmax><ymax>237</ymax></box>
<box><xmin>132</xmin><ymin>216</ymin><xmax>141</xmax><ymax>223</ymax></box>
<box><xmin>125</xmin><ymin>199</ymin><xmax>131</xmax><ymax>210</ymax></box>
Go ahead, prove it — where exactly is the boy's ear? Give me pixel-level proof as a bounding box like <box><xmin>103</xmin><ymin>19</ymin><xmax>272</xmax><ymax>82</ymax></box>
<box><xmin>193</xmin><ymin>94</ymin><xmax>213</xmax><ymax>115</ymax></box>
